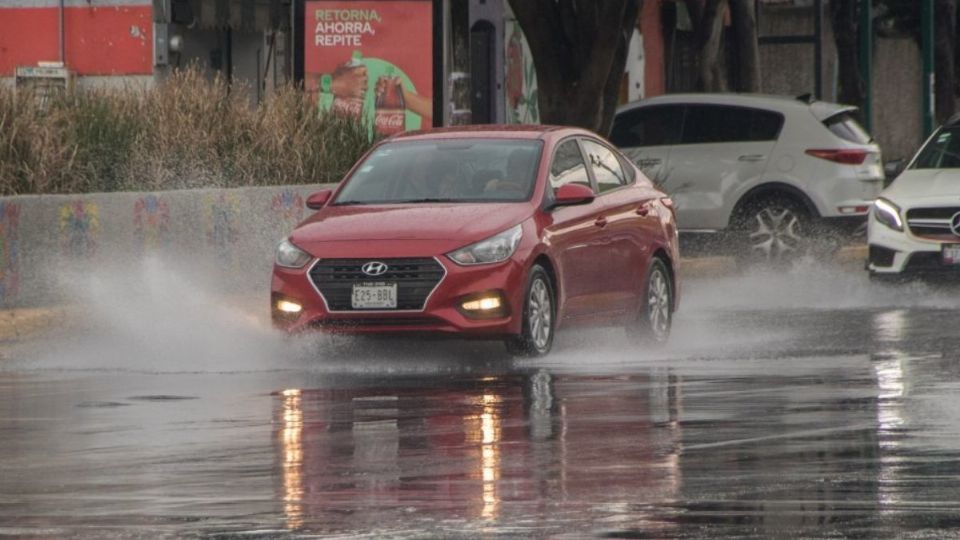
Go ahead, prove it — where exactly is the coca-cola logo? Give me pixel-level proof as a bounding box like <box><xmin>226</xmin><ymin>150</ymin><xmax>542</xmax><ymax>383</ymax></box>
<box><xmin>332</xmin><ymin>99</ymin><xmax>363</xmax><ymax>117</ymax></box>
<box><xmin>375</xmin><ymin>112</ymin><xmax>404</xmax><ymax>130</ymax></box>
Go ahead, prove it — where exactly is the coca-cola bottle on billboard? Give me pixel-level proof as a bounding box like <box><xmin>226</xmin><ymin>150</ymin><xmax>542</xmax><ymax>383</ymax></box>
<box><xmin>375</xmin><ymin>67</ymin><xmax>406</xmax><ymax>135</ymax></box>
<box><xmin>330</xmin><ymin>50</ymin><xmax>365</xmax><ymax>119</ymax></box>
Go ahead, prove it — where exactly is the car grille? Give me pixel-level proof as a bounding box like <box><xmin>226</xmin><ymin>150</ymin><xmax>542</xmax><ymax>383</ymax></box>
<box><xmin>309</xmin><ymin>258</ymin><xmax>446</xmax><ymax>311</ymax></box>
<box><xmin>312</xmin><ymin>317</ymin><xmax>441</xmax><ymax>329</ymax></box>
<box><xmin>906</xmin><ymin>207</ymin><xmax>960</xmax><ymax>238</ymax></box>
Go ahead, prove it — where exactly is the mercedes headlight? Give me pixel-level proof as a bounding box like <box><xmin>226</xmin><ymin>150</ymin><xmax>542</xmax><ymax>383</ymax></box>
<box><xmin>276</xmin><ymin>239</ymin><xmax>312</xmax><ymax>268</ymax></box>
<box><xmin>447</xmin><ymin>224</ymin><xmax>523</xmax><ymax>266</ymax></box>
<box><xmin>873</xmin><ymin>198</ymin><xmax>903</xmax><ymax>232</ymax></box>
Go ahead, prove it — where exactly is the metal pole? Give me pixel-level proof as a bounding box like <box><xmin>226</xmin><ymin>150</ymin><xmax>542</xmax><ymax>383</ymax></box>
<box><xmin>858</xmin><ymin>0</ymin><xmax>873</xmax><ymax>131</ymax></box>
<box><xmin>922</xmin><ymin>0</ymin><xmax>935</xmax><ymax>135</ymax></box>
<box><xmin>814</xmin><ymin>0</ymin><xmax>823</xmax><ymax>99</ymax></box>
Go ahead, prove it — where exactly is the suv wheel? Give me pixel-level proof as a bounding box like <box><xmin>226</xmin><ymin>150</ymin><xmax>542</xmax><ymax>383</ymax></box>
<box><xmin>734</xmin><ymin>197</ymin><xmax>810</xmax><ymax>266</ymax></box>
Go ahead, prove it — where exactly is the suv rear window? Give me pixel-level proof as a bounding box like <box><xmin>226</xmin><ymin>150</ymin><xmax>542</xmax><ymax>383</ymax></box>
<box><xmin>680</xmin><ymin>105</ymin><xmax>783</xmax><ymax>144</ymax></box>
<box><xmin>824</xmin><ymin>112</ymin><xmax>872</xmax><ymax>144</ymax></box>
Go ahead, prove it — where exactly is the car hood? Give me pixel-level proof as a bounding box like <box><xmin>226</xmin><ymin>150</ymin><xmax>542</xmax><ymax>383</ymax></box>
<box><xmin>289</xmin><ymin>202</ymin><xmax>533</xmax><ymax>256</ymax></box>
<box><xmin>883</xmin><ymin>169</ymin><xmax>960</xmax><ymax>206</ymax></box>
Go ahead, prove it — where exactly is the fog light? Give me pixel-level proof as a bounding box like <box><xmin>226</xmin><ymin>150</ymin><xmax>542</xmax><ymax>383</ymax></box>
<box><xmin>276</xmin><ymin>299</ymin><xmax>303</xmax><ymax>313</ymax></box>
<box><xmin>458</xmin><ymin>290</ymin><xmax>509</xmax><ymax>319</ymax></box>
<box><xmin>462</xmin><ymin>296</ymin><xmax>502</xmax><ymax>311</ymax></box>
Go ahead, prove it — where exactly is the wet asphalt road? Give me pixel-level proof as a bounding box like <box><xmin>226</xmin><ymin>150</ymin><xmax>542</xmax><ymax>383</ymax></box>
<box><xmin>3</xmin><ymin>264</ymin><xmax>960</xmax><ymax>538</ymax></box>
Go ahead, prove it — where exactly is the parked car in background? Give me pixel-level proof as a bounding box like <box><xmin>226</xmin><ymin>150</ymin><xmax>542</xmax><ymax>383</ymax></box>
<box><xmin>271</xmin><ymin>126</ymin><xmax>681</xmax><ymax>356</ymax></box>
<box><xmin>610</xmin><ymin>93</ymin><xmax>884</xmax><ymax>263</ymax></box>
<box><xmin>868</xmin><ymin>116</ymin><xmax>960</xmax><ymax>278</ymax></box>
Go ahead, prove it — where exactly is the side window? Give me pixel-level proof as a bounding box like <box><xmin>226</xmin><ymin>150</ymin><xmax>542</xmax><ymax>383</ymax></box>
<box><xmin>581</xmin><ymin>139</ymin><xmax>627</xmax><ymax>193</ymax></box>
<box><xmin>549</xmin><ymin>140</ymin><xmax>591</xmax><ymax>190</ymax></box>
<box><xmin>751</xmin><ymin>109</ymin><xmax>784</xmax><ymax>140</ymax></box>
<box><xmin>610</xmin><ymin>105</ymin><xmax>684</xmax><ymax>148</ymax></box>
<box><xmin>681</xmin><ymin>105</ymin><xmax>783</xmax><ymax>144</ymax></box>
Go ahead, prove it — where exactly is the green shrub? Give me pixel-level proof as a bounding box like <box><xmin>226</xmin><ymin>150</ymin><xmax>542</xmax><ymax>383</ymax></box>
<box><xmin>0</xmin><ymin>67</ymin><xmax>375</xmax><ymax>195</ymax></box>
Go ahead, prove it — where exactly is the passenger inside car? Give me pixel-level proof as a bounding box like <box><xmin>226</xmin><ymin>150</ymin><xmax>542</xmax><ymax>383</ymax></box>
<box><xmin>482</xmin><ymin>148</ymin><xmax>537</xmax><ymax>196</ymax></box>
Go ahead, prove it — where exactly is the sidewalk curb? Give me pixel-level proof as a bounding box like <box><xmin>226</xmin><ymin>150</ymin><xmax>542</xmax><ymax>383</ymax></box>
<box><xmin>679</xmin><ymin>244</ymin><xmax>868</xmax><ymax>278</ymax></box>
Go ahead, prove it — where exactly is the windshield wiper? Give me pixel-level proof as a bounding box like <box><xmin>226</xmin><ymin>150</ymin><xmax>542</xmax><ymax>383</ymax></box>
<box><xmin>391</xmin><ymin>198</ymin><xmax>461</xmax><ymax>203</ymax></box>
<box><xmin>332</xmin><ymin>200</ymin><xmax>372</xmax><ymax>206</ymax></box>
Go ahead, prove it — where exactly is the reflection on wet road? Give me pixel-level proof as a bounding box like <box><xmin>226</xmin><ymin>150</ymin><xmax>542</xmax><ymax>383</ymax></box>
<box><xmin>2</xmin><ymin>269</ymin><xmax>960</xmax><ymax>538</ymax></box>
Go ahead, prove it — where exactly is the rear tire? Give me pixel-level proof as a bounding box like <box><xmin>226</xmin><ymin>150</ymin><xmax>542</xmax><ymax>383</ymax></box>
<box><xmin>626</xmin><ymin>258</ymin><xmax>674</xmax><ymax>345</ymax></box>
<box><xmin>733</xmin><ymin>196</ymin><xmax>811</xmax><ymax>268</ymax></box>
<box><xmin>505</xmin><ymin>265</ymin><xmax>555</xmax><ymax>358</ymax></box>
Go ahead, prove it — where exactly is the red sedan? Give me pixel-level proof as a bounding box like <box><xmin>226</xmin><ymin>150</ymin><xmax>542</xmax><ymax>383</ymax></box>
<box><xmin>271</xmin><ymin>125</ymin><xmax>680</xmax><ymax>356</ymax></box>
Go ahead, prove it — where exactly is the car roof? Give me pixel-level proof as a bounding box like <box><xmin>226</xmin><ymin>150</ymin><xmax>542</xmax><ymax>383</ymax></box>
<box><xmin>616</xmin><ymin>92</ymin><xmax>857</xmax><ymax>120</ymax></box>
<box><xmin>388</xmin><ymin>124</ymin><xmax>592</xmax><ymax>142</ymax></box>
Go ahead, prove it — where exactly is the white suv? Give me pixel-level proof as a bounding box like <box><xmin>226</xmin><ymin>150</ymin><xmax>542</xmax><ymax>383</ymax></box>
<box><xmin>867</xmin><ymin>119</ymin><xmax>960</xmax><ymax>277</ymax></box>
<box><xmin>611</xmin><ymin>93</ymin><xmax>884</xmax><ymax>261</ymax></box>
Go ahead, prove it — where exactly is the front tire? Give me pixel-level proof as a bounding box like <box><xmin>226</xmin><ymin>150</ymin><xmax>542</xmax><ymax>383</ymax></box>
<box><xmin>505</xmin><ymin>265</ymin><xmax>555</xmax><ymax>357</ymax></box>
<box><xmin>627</xmin><ymin>258</ymin><xmax>674</xmax><ymax>345</ymax></box>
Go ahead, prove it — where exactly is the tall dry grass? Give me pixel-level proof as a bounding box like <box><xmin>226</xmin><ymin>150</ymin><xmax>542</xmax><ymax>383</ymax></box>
<box><xmin>0</xmin><ymin>68</ymin><xmax>373</xmax><ymax>195</ymax></box>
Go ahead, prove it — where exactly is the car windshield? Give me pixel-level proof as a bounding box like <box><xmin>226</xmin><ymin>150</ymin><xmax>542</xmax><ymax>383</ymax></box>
<box><xmin>334</xmin><ymin>139</ymin><xmax>543</xmax><ymax>205</ymax></box>
<box><xmin>912</xmin><ymin>126</ymin><xmax>960</xmax><ymax>169</ymax></box>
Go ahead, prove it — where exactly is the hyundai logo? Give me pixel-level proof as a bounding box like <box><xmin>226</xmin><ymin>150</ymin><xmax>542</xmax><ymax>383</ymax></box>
<box><xmin>361</xmin><ymin>261</ymin><xmax>389</xmax><ymax>276</ymax></box>
<box><xmin>952</xmin><ymin>212</ymin><xmax>960</xmax><ymax>237</ymax></box>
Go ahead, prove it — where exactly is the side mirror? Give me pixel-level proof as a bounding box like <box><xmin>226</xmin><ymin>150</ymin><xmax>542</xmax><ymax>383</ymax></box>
<box><xmin>551</xmin><ymin>183</ymin><xmax>595</xmax><ymax>209</ymax></box>
<box><xmin>306</xmin><ymin>189</ymin><xmax>333</xmax><ymax>210</ymax></box>
<box><xmin>884</xmin><ymin>159</ymin><xmax>905</xmax><ymax>182</ymax></box>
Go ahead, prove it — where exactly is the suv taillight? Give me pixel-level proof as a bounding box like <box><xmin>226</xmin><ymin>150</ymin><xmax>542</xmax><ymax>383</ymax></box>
<box><xmin>805</xmin><ymin>148</ymin><xmax>868</xmax><ymax>165</ymax></box>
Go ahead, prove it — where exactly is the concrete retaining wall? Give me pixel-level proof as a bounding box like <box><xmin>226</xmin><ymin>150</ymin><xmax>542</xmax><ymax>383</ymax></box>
<box><xmin>3</xmin><ymin>183</ymin><xmax>333</xmax><ymax>308</ymax></box>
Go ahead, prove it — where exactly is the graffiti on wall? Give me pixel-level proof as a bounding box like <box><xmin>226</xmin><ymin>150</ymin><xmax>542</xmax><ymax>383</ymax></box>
<box><xmin>271</xmin><ymin>189</ymin><xmax>305</xmax><ymax>228</ymax></box>
<box><xmin>0</xmin><ymin>202</ymin><xmax>21</xmax><ymax>303</ymax></box>
<box><xmin>205</xmin><ymin>193</ymin><xmax>240</xmax><ymax>262</ymax></box>
<box><xmin>504</xmin><ymin>19</ymin><xmax>539</xmax><ymax>125</ymax></box>
<box><xmin>59</xmin><ymin>201</ymin><xmax>99</xmax><ymax>259</ymax></box>
<box><xmin>133</xmin><ymin>195</ymin><xmax>171</xmax><ymax>252</ymax></box>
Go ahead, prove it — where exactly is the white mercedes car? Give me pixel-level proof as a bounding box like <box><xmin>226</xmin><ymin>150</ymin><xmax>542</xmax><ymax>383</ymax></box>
<box><xmin>868</xmin><ymin>120</ymin><xmax>960</xmax><ymax>277</ymax></box>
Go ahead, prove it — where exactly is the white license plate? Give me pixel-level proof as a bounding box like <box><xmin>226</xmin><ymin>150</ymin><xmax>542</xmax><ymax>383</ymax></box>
<box><xmin>351</xmin><ymin>283</ymin><xmax>397</xmax><ymax>309</ymax></box>
<box><xmin>943</xmin><ymin>244</ymin><xmax>960</xmax><ymax>266</ymax></box>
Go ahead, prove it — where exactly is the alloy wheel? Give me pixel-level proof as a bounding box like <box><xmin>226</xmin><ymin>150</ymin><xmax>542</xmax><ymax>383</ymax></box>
<box><xmin>647</xmin><ymin>267</ymin><xmax>671</xmax><ymax>342</ymax></box>
<box><xmin>748</xmin><ymin>206</ymin><xmax>806</xmax><ymax>261</ymax></box>
<box><xmin>528</xmin><ymin>277</ymin><xmax>553</xmax><ymax>352</ymax></box>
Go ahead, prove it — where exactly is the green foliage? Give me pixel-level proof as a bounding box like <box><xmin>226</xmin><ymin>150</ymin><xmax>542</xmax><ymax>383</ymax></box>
<box><xmin>0</xmin><ymin>67</ymin><xmax>375</xmax><ymax>195</ymax></box>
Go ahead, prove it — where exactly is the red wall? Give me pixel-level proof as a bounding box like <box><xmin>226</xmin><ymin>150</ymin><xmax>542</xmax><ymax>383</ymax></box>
<box><xmin>0</xmin><ymin>5</ymin><xmax>153</xmax><ymax>76</ymax></box>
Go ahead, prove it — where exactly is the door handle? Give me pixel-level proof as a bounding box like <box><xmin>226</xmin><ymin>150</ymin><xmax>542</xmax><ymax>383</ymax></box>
<box><xmin>594</xmin><ymin>216</ymin><xmax>608</xmax><ymax>228</ymax></box>
<box><xmin>738</xmin><ymin>154</ymin><xmax>765</xmax><ymax>162</ymax></box>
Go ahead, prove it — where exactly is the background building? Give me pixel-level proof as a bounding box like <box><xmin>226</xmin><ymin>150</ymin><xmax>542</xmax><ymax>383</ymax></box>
<box><xmin>0</xmin><ymin>0</ymin><xmax>928</xmax><ymax>160</ymax></box>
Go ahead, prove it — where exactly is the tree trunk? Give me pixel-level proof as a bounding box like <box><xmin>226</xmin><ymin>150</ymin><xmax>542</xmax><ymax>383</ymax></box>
<box><xmin>935</xmin><ymin>0</ymin><xmax>957</xmax><ymax>122</ymax></box>
<box><xmin>508</xmin><ymin>0</ymin><xmax>641</xmax><ymax>135</ymax></box>
<box><xmin>830</xmin><ymin>0</ymin><xmax>865</xmax><ymax>110</ymax></box>
<box><xmin>693</xmin><ymin>0</ymin><xmax>728</xmax><ymax>92</ymax></box>
<box><xmin>729</xmin><ymin>0</ymin><xmax>760</xmax><ymax>92</ymax></box>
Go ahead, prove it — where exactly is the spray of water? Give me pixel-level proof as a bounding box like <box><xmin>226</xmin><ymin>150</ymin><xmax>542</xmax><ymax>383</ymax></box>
<box><xmin>11</xmin><ymin>253</ymin><xmax>958</xmax><ymax>375</ymax></box>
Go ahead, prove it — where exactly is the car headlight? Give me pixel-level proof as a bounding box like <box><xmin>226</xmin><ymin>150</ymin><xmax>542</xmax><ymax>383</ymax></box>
<box><xmin>873</xmin><ymin>198</ymin><xmax>903</xmax><ymax>232</ymax></box>
<box><xmin>447</xmin><ymin>224</ymin><xmax>523</xmax><ymax>266</ymax></box>
<box><xmin>276</xmin><ymin>239</ymin><xmax>312</xmax><ymax>268</ymax></box>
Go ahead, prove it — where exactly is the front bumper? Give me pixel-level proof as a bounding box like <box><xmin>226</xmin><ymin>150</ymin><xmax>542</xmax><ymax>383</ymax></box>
<box><xmin>867</xmin><ymin>212</ymin><xmax>960</xmax><ymax>275</ymax></box>
<box><xmin>271</xmin><ymin>255</ymin><xmax>527</xmax><ymax>336</ymax></box>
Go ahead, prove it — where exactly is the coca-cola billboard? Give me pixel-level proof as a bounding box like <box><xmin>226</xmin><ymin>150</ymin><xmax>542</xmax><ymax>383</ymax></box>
<box><xmin>305</xmin><ymin>1</ymin><xmax>434</xmax><ymax>138</ymax></box>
